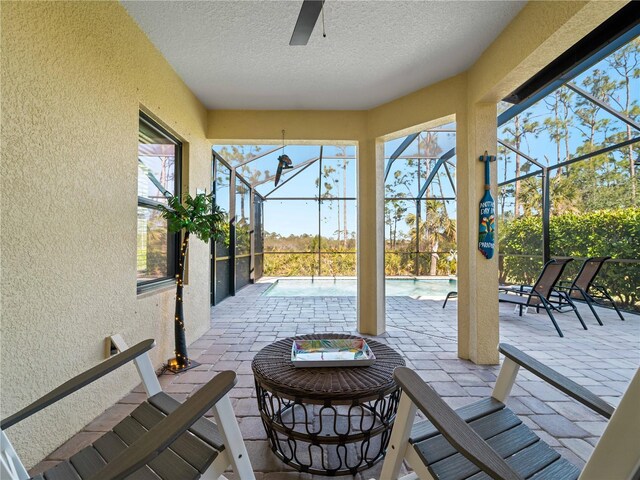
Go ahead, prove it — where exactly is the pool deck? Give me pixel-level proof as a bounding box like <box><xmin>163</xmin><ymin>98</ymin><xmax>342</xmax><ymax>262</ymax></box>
<box><xmin>31</xmin><ymin>282</ymin><xmax>639</xmax><ymax>479</ymax></box>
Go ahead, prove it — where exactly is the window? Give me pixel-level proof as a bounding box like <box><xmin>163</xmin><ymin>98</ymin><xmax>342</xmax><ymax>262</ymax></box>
<box><xmin>137</xmin><ymin>112</ymin><xmax>181</xmax><ymax>290</ymax></box>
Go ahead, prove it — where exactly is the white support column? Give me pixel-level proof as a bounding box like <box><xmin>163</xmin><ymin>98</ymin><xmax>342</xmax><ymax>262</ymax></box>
<box><xmin>404</xmin><ymin>447</ymin><xmax>435</xmax><ymax>480</ymax></box>
<box><xmin>1</xmin><ymin>430</ymin><xmax>29</xmax><ymax>480</ymax></box>
<box><xmin>580</xmin><ymin>368</ymin><xmax>640</xmax><ymax>480</ymax></box>
<box><xmin>380</xmin><ymin>393</ymin><xmax>417</xmax><ymax>480</ymax></box>
<box><xmin>133</xmin><ymin>352</ymin><xmax>163</xmax><ymax>397</ymax></box>
<box><xmin>202</xmin><ymin>451</ymin><xmax>232</xmax><ymax>480</ymax></box>
<box><xmin>491</xmin><ymin>358</ymin><xmax>520</xmax><ymax>402</ymax></box>
<box><xmin>211</xmin><ymin>395</ymin><xmax>255</xmax><ymax>480</ymax></box>
<box><xmin>110</xmin><ymin>334</ymin><xmax>162</xmax><ymax>396</ymax></box>
<box><xmin>357</xmin><ymin>137</ymin><xmax>386</xmax><ymax>335</ymax></box>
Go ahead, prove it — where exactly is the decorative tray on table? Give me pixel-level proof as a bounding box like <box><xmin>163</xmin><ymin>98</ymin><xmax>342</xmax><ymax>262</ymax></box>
<box><xmin>291</xmin><ymin>338</ymin><xmax>376</xmax><ymax>367</ymax></box>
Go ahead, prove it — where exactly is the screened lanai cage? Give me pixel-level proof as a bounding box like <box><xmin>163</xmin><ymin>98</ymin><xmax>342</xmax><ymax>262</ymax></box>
<box><xmin>211</xmin><ymin>130</ymin><xmax>458</xmax><ymax>304</ymax></box>
<box><xmin>497</xmin><ymin>34</ymin><xmax>640</xmax><ymax>313</ymax></box>
<box><xmin>211</xmin><ymin>34</ymin><xmax>638</xmax><ymax>310</ymax></box>
<box><xmin>383</xmin><ymin>124</ymin><xmax>457</xmax><ymax>276</ymax></box>
<box><xmin>211</xmin><ymin>144</ymin><xmax>357</xmax><ymax>304</ymax></box>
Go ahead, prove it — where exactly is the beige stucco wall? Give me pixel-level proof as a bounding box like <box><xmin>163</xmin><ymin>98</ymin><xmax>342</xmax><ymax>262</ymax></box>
<box><xmin>467</xmin><ymin>1</ymin><xmax>625</xmax><ymax>103</ymax></box>
<box><xmin>0</xmin><ymin>0</ymin><xmax>627</xmax><ymax>469</ymax></box>
<box><xmin>208</xmin><ymin>109</ymin><xmax>368</xmax><ymax>144</ymax></box>
<box><xmin>1</xmin><ymin>1</ymin><xmax>212</xmax><ymax>467</ymax></box>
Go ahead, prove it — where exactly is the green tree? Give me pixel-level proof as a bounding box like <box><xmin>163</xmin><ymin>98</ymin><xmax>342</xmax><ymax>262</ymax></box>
<box><xmin>606</xmin><ymin>38</ymin><xmax>640</xmax><ymax>204</ymax></box>
<box><xmin>417</xmin><ymin>132</ymin><xmax>456</xmax><ymax>274</ymax></box>
<box><xmin>543</xmin><ymin>86</ymin><xmax>574</xmax><ymax>172</ymax></box>
<box><xmin>501</xmin><ymin>113</ymin><xmax>540</xmax><ymax>216</ymax></box>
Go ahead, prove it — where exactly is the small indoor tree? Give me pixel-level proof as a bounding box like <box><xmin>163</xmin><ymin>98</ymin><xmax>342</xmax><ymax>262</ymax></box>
<box><xmin>160</xmin><ymin>192</ymin><xmax>225</xmax><ymax>372</ymax></box>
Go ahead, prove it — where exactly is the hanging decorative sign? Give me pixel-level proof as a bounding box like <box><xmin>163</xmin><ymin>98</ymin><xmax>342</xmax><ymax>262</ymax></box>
<box><xmin>478</xmin><ymin>151</ymin><xmax>496</xmax><ymax>259</ymax></box>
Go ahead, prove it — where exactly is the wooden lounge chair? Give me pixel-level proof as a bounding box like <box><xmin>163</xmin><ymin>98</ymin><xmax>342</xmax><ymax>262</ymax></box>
<box><xmin>1</xmin><ymin>337</ymin><xmax>255</xmax><ymax>480</ymax></box>
<box><xmin>379</xmin><ymin>343</ymin><xmax>640</xmax><ymax>480</ymax></box>
<box><xmin>555</xmin><ymin>256</ymin><xmax>625</xmax><ymax>325</ymax></box>
<box><xmin>499</xmin><ymin>259</ymin><xmax>587</xmax><ymax>337</ymax></box>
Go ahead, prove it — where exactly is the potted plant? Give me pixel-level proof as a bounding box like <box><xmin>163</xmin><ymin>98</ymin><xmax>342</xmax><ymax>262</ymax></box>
<box><xmin>159</xmin><ymin>192</ymin><xmax>225</xmax><ymax>372</ymax></box>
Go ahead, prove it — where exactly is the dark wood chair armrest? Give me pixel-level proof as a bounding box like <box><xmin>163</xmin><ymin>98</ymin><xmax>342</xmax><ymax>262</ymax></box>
<box><xmin>394</xmin><ymin>367</ymin><xmax>523</xmax><ymax>480</ymax></box>
<box><xmin>89</xmin><ymin>370</ymin><xmax>237</xmax><ymax>480</ymax></box>
<box><xmin>499</xmin><ymin>343</ymin><xmax>614</xmax><ymax>419</ymax></box>
<box><xmin>1</xmin><ymin>339</ymin><xmax>156</xmax><ymax>430</ymax></box>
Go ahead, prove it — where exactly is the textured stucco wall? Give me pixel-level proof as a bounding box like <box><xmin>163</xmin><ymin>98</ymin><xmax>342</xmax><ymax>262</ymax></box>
<box><xmin>0</xmin><ymin>0</ymin><xmax>627</xmax><ymax>468</ymax></box>
<box><xmin>468</xmin><ymin>1</ymin><xmax>626</xmax><ymax>103</ymax></box>
<box><xmin>1</xmin><ymin>1</ymin><xmax>211</xmax><ymax>467</ymax></box>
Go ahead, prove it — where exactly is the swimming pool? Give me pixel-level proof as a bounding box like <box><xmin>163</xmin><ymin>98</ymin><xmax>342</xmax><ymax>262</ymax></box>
<box><xmin>263</xmin><ymin>278</ymin><xmax>457</xmax><ymax>298</ymax></box>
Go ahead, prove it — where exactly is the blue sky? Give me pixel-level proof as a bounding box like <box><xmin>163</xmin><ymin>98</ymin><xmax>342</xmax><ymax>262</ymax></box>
<box><xmin>213</xmin><ymin>39</ymin><xmax>639</xmax><ymax>239</ymax></box>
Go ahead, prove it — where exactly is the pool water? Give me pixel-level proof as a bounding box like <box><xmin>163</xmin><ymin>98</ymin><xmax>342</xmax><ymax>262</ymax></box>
<box><xmin>263</xmin><ymin>278</ymin><xmax>457</xmax><ymax>298</ymax></box>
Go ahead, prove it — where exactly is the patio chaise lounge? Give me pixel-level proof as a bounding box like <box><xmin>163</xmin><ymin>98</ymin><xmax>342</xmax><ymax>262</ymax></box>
<box><xmin>0</xmin><ymin>338</ymin><xmax>255</xmax><ymax>480</ymax></box>
<box><xmin>498</xmin><ymin>258</ymin><xmax>587</xmax><ymax>337</ymax></box>
<box><xmin>442</xmin><ymin>291</ymin><xmax>457</xmax><ymax>308</ymax></box>
<box><xmin>555</xmin><ymin>256</ymin><xmax>625</xmax><ymax>325</ymax></box>
<box><xmin>379</xmin><ymin>343</ymin><xmax>640</xmax><ymax>480</ymax></box>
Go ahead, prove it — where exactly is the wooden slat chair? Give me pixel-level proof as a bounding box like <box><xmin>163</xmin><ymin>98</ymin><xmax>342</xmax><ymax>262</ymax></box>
<box><xmin>556</xmin><ymin>256</ymin><xmax>625</xmax><ymax>325</ymax></box>
<box><xmin>498</xmin><ymin>259</ymin><xmax>587</xmax><ymax>337</ymax></box>
<box><xmin>1</xmin><ymin>338</ymin><xmax>255</xmax><ymax>480</ymax></box>
<box><xmin>379</xmin><ymin>343</ymin><xmax>640</xmax><ymax>480</ymax></box>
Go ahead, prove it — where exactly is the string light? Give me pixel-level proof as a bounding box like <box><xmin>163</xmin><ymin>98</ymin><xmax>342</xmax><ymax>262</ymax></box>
<box><xmin>165</xmin><ymin>198</ymin><xmax>209</xmax><ymax>371</ymax></box>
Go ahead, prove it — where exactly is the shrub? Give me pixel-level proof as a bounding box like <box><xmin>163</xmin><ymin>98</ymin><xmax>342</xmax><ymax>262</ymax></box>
<box><xmin>499</xmin><ymin>208</ymin><xmax>639</xmax><ymax>311</ymax></box>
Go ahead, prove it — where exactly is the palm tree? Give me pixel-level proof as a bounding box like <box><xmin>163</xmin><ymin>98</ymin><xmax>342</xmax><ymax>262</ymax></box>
<box><xmin>159</xmin><ymin>193</ymin><xmax>226</xmax><ymax>372</ymax></box>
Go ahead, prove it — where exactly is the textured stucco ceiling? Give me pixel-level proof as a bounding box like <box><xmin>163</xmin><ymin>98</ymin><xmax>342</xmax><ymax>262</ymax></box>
<box><xmin>122</xmin><ymin>1</ymin><xmax>526</xmax><ymax>110</ymax></box>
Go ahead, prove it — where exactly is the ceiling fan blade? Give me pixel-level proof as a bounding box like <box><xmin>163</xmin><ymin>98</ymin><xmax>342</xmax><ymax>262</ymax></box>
<box><xmin>289</xmin><ymin>0</ymin><xmax>324</xmax><ymax>46</ymax></box>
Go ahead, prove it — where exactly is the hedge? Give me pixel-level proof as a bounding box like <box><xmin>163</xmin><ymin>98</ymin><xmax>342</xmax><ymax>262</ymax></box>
<box><xmin>499</xmin><ymin>208</ymin><xmax>639</xmax><ymax>312</ymax></box>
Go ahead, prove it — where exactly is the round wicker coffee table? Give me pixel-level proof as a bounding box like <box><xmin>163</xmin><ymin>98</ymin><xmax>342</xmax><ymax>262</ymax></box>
<box><xmin>252</xmin><ymin>333</ymin><xmax>405</xmax><ymax>476</ymax></box>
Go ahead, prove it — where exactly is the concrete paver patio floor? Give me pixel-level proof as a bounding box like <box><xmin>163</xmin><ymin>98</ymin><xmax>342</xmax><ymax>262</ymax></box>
<box><xmin>32</xmin><ymin>282</ymin><xmax>639</xmax><ymax>479</ymax></box>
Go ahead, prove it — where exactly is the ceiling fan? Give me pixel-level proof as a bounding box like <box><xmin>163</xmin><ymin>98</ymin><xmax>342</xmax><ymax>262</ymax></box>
<box><xmin>290</xmin><ymin>0</ymin><xmax>325</xmax><ymax>46</ymax></box>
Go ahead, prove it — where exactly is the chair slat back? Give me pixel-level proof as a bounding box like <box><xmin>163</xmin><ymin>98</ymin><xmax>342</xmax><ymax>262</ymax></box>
<box><xmin>572</xmin><ymin>257</ymin><xmax>610</xmax><ymax>295</ymax></box>
<box><xmin>532</xmin><ymin>259</ymin><xmax>572</xmax><ymax>299</ymax></box>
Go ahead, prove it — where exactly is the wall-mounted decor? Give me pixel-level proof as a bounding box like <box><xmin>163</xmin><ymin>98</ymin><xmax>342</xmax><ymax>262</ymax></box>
<box><xmin>478</xmin><ymin>151</ymin><xmax>496</xmax><ymax>259</ymax></box>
